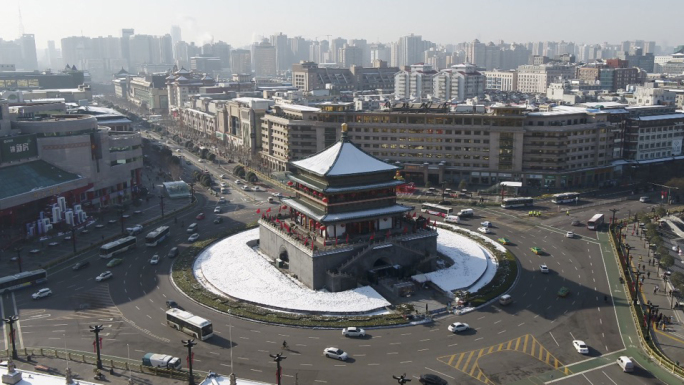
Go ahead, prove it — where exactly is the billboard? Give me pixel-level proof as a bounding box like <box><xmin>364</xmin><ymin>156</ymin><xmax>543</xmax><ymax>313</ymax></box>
<box><xmin>1</xmin><ymin>134</ymin><xmax>38</xmax><ymax>163</ymax></box>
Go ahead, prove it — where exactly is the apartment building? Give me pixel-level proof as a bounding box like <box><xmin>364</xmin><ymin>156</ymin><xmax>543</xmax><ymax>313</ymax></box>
<box><xmin>291</xmin><ymin>61</ymin><xmax>398</xmax><ymax>92</ymax></box>
<box><xmin>394</xmin><ymin>64</ymin><xmax>437</xmax><ymax>99</ymax></box>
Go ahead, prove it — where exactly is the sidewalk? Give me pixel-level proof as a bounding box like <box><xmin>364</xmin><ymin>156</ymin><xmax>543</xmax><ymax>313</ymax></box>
<box><xmin>621</xmin><ymin>221</ymin><xmax>684</xmax><ymax>366</ymax></box>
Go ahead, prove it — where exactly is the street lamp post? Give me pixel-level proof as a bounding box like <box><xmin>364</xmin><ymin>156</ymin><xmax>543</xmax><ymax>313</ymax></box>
<box><xmin>269</xmin><ymin>353</ymin><xmax>286</xmax><ymax>385</ymax></box>
<box><xmin>119</xmin><ymin>209</ymin><xmax>125</xmax><ymax>235</ymax></box>
<box><xmin>609</xmin><ymin>208</ymin><xmax>620</xmax><ymax>225</ymax></box>
<box><xmin>90</xmin><ymin>325</ymin><xmax>104</xmax><ymax>369</ymax></box>
<box><xmin>159</xmin><ymin>194</ymin><xmax>165</xmax><ymax>218</ymax></box>
<box><xmin>182</xmin><ymin>339</ymin><xmax>197</xmax><ymax>385</ymax></box>
<box><xmin>71</xmin><ymin>226</ymin><xmax>77</xmax><ymax>253</ymax></box>
<box><xmin>12</xmin><ymin>247</ymin><xmax>23</xmax><ymax>273</ymax></box>
<box><xmin>2</xmin><ymin>315</ymin><xmax>19</xmax><ymax>359</ymax></box>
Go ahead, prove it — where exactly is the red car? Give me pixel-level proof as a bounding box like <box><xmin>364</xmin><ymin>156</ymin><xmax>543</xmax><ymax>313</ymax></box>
<box><xmin>196</xmin><ymin>213</ymin><xmax>205</xmax><ymax>220</ymax></box>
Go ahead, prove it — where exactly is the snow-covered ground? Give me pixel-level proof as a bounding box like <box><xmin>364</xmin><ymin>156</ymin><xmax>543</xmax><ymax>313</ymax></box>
<box><xmin>194</xmin><ymin>227</ymin><xmax>499</xmax><ymax>314</ymax></box>
<box><xmin>415</xmin><ymin>228</ymin><xmax>492</xmax><ymax>292</ymax></box>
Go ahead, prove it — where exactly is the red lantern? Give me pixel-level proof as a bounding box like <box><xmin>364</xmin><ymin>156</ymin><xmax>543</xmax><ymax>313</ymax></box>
<box><xmin>287</xmin><ymin>181</ymin><xmax>293</xmax><ymax>186</ymax></box>
<box><xmin>281</xmin><ymin>205</ymin><xmax>287</xmax><ymax>209</ymax></box>
<box><xmin>322</xmin><ymin>197</ymin><xmax>329</xmax><ymax>203</ymax></box>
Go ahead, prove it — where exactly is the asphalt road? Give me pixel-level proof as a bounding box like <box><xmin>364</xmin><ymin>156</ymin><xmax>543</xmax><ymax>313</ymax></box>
<box><xmin>1</xmin><ymin>138</ymin><xmax>673</xmax><ymax>385</ymax></box>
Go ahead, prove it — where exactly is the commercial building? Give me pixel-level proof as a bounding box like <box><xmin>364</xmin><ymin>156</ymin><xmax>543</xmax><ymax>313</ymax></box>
<box><xmin>166</xmin><ymin>67</ymin><xmax>216</xmax><ymax>110</ymax></box>
<box><xmin>0</xmin><ymin>100</ymin><xmax>143</xmax><ymax>241</ymax></box>
<box><xmin>0</xmin><ymin>68</ymin><xmax>85</xmax><ymax>91</ymax></box>
<box><xmin>257</xmin><ymin>102</ymin><xmax>619</xmax><ymax>188</ymax></box>
<box><xmin>516</xmin><ymin>64</ymin><xmax>577</xmax><ymax>94</ymax></box>
<box><xmin>230</xmin><ymin>49</ymin><xmax>252</xmax><ymax>75</ymax></box>
<box><xmin>292</xmin><ymin>62</ymin><xmax>398</xmax><ymax>92</ymax></box>
<box><xmin>253</xmin><ymin>41</ymin><xmax>277</xmax><ymax>77</ymax></box>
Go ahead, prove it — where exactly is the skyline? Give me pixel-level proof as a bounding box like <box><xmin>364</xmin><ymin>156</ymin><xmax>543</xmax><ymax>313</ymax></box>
<box><xmin>0</xmin><ymin>0</ymin><xmax>682</xmax><ymax>50</ymax></box>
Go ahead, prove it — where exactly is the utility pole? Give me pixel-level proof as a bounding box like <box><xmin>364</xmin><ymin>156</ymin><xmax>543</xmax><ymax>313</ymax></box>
<box><xmin>3</xmin><ymin>315</ymin><xmax>19</xmax><ymax>359</ymax></box>
<box><xmin>12</xmin><ymin>247</ymin><xmax>23</xmax><ymax>273</ymax></box>
<box><xmin>71</xmin><ymin>226</ymin><xmax>77</xmax><ymax>253</ymax></box>
<box><xmin>89</xmin><ymin>325</ymin><xmax>104</xmax><ymax>369</ymax></box>
<box><xmin>159</xmin><ymin>194</ymin><xmax>165</xmax><ymax>218</ymax></box>
<box><xmin>119</xmin><ymin>209</ymin><xmax>126</xmax><ymax>235</ymax></box>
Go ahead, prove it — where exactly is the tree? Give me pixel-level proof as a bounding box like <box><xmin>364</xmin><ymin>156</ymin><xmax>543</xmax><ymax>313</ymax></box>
<box><xmin>233</xmin><ymin>165</ymin><xmax>245</xmax><ymax>176</ymax></box>
<box><xmin>208</xmin><ymin>153</ymin><xmax>216</xmax><ymax>162</ymax></box>
<box><xmin>458</xmin><ymin>179</ymin><xmax>468</xmax><ymax>191</ymax></box>
<box><xmin>660</xmin><ymin>253</ymin><xmax>675</xmax><ymax>269</ymax></box>
<box><xmin>671</xmin><ymin>271</ymin><xmax>684</xmax><ymax>289</ymax></box>
<box><xmin>425</xmin><ymin>181</ymin><xmax>431</xmax><ymax>188</ymax></box>
<box><xmin>657</xmin><ymin>245</ymin><xmax>670</xmax><ymax>260</ymax></box>
<box><xmin>655</xmin><ymin>206</ymin><xmax>667</xmax><ymax>217</ymax></box>
<box><xmin>246</xmin><ymin>171</ymin><xmax>258</xmax><ymax>183</ymax></box>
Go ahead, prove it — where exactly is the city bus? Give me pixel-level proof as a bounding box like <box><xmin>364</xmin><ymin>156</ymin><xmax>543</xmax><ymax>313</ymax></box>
<box><xmin>587</xmin><ymin>214</ymin><xmax>605</xmax><ymax>230</ymax></box>
<box><xmin>551</xmin><ymin>192</ymin><xmax>581</xmax><ymax>204</ymax></box>
<box><xmin>100</xmin><ymin>236</ymin><xmax>138</xmax><ymax>258</ymax></box>
<box><xmin>145</xmin><ymin>226</ymin><xmax>171</xmax><ymax>247</ymax></box>
<box><xmin>501</xmin><ymin>197</ymin><xmax>534</xmax><ymax>209</ymax></box>
<box><xmin>0</xmin><ymin>270</ymin><xmax>48</xmax><ymax>294</ymax></box>
<box><xmin>165</xmin><ymin>308</ymin><xmax>214</xmax><ymax>340</ymax></box>
<box><xmin>420</xmin><ymin>203</ymin><xmax>453</xmax><ymax>217</ymax></box>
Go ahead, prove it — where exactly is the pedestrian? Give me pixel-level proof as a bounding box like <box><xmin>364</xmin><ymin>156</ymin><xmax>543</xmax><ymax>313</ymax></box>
<box><xmin>647</xmin><ymin>271</ymin><xmax>650</xmax><ymax>279</ymax></box>
<box><xmin>648</xmin><ymin>258</ymin><xmax>651</xmax><ymax>265</ymax></box>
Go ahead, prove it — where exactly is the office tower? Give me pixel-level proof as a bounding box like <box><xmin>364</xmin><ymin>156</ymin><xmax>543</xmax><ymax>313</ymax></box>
<box><xmin>160</xmin><ymin>34</ymin><xmax>174</xmax><ymax>64</ymax></box>
<box><xmin>397</xmin><ymin>34</ymin><xmax>423</xmax><ymax>68</ymax></box>
<box><xmin>253</xmin><ymin>40</ymin><xmax>276</xmax><ymax>76</ymax></box>
<box><xmin>270</xmin><ymin>32</ymin><xmax>290</xmax><ymax>73</ymax></box>
<box><xmin>46</xmin><ymin>40</ymin><xmax>58</xmax><ymax>68</ymax></box>
<box><xmin>121</xmin><ymin>28</ymin><xmax>134</xmax><ymax>69</ymax></box>
<box><xmin>19</xmin><ymin>34</ymin><xmax>38</xmax><ymax>70</ymax></box>
<box><xmin>170</xmin><ymin>25</ymin><xmax>182</xmax><ymax>56</ymax></box>
<box><xmin>212</xmin><ymin>41</ymin><xmax>231</xmax><ymax>69</ymax></box>
<box><xmin>60</xmin><ymin>36</ymin><xmax>91</xmax><ymax>70</ymax></box>
<box><xmin>230</xmin><ymin>49</ymin><xmax>251</xmax><ymax>74</ymax></box>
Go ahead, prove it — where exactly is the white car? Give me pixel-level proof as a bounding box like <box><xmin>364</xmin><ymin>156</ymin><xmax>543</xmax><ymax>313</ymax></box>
<box><xmin>32</xmin><ymin>288</ymin><xmax>52</xmax><ymax>299</ymax></box>
<box><xmin>447</xmin><ymin>322</ymin><xmax>470</xmax><ymax>333</ymax></box>
<box><xmin>219</xmin><ymin>174</ymin><xmax>226</xmax><ymax>179</ymax></box>
<box><xmin>213</xmin><ymin>206</ymin><xmax>221</xmax><ymax>213</ymax></box>
<box><xmin>540</xmin><ymin>264</ymin><xmax>549</xmax><ymax>273</ymax></box>
<box><xmin>342</xmin><ymin>327</ymin><xmax>366</xmax><ymax>337</ymax></box>
<box><xmin>252</xmin><ymin>186</ymin><xmax>261</xmax><ymax>192</ymax></box>
<box><xmin>565</xmin><ymin>231</ymin><xmax>574</xmax><ymax>238</ymax></box>
<box><xmin>323</xmin><ymin>347</ymin><xmax>348</xmax><ymax>361</ymax></box>
<box><xmin>96</xmin><ymin>271</ymin><xmax>113</xmax><ymax>282</ymax></box>
<box><xmin>573</xmin><ymin>340</ymin><xmax>589</xmax><ymax>354</ymax></box>
<box><xmin>272</xmin><ymin>192</ymin><xmax>284</xmax><ymax>198</ymax></box>
<box><xmin>242</xmin><ymin>185</ymin><xmax>249</xmax><ymax>191</ymax></box>
<box><xmin>220</xmin><ymin>182</ymin><xmax>227</xmax><ymax>187</ymax></box>
<box><xmin>188</xmin><ymin>233</ymin><xmax>200</xmax><ymax>242</ymax></box>
<box><xmin>198</xmin><ymin>159</ymin><xmax>205</xmax><ymax>163</ymax></box>
<box><xmin>150</xmin><ymin>255</ymin><xmax>160</xmax><ymax>265</ymax></box>
<box><xmin>481</xmin><ymin>221</ymin><xmax>493</xmax><ymax>228</ymax></box>
<box><xmin>126</xmin><ymin>224</ymin><xmax>144</xmax><ymax>235</ymax></box>
<box><xmin>235</xmin><ymin>180</ymin><xmax>243</xmax><ymax>185</ymax></box>
<box><xmin>478</xmin><ymin>227</ymin><xmax>490</xmax><ymax>234</ymax></box>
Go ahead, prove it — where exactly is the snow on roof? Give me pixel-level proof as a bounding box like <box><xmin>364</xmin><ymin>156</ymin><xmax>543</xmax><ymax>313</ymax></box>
<box><xmin>0</xmin><ymin>366</ymin><xmax>99</xmax><ymax>385</ymax></box>
<box><xmin>200</xmin><ymin>373</ymin><xmax>269</xmax><ymax>385</ymax></box>
<box><xmin>635</xmin><ymin>113</ymin><xmax>684</xmax><ymax>121</ymax></box>
<box><xmin>278</xmin><ymin>104</ymin><xmax>321</xmax><ymax>112</ymax></box>
<box><xmin>291</xmin><ymin>139</ymin><xmax>399</xmax><ymax>177</ymax></box>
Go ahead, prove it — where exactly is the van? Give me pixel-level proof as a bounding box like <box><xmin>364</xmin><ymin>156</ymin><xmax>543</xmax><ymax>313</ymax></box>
<box><xmin>639</xmin><ymin>196</ymin><xmax>650</xmax><ymax>203</ymax></box>
<box><xmin>186</xmin><ymin>223</ymin><xmax>198</xmax><ymax>233</ymax></box>
<box><xmin>498</xmin><ymin>294</ymin><xmax>513</xmax><ymax>306</ymax></box>
<box><xmin>458</xmin><ymin>208</ymin><xmax>474</xmax><ymax>218</ymax></box>
<box><xmin>444</xmin><ymin>215</ymin><xmax>460</xmax><ymax>224</ymax></box>
<box><xmin>616</xmin><ymin>356</ymin><xmax>634</xmax><ymax>372</ymax></box>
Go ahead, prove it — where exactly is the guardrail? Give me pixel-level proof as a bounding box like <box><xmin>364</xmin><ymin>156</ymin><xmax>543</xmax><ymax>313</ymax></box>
<box><xmin>0</xmin><ymin>347</ymin><xmax>206</xmax><ymax>382</ymax></box>
<box><xmin>608</xmin><ymin>224</ymin><xmax>684</xmax><ymax>377</ymax></box>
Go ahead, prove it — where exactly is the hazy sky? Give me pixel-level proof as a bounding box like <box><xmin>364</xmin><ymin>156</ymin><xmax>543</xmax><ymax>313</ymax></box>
<box><xmin>1</xmin><ymin>0</ymin><xmax>681</xmax><ymax>50</ymax></box>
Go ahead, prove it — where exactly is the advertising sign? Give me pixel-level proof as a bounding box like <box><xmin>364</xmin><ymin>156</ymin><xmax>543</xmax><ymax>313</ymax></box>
<box><xmin>0</xmin><ymin>134</ymin><xmax>38</xmax><ymax>163</ymax></box>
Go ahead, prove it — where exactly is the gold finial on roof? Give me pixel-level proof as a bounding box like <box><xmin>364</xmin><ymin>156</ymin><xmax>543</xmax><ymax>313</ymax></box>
<box><xmin>341</xmin><ymin>123</ymin><xmax>348</xmax><ymax>132</ymax></box>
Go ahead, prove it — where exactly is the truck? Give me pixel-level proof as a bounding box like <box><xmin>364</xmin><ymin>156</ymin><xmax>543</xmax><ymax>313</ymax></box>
<box><xmin>142</xmin><ymin>353</ymin><xmax>181</xmax><ymax>370</ymax></box>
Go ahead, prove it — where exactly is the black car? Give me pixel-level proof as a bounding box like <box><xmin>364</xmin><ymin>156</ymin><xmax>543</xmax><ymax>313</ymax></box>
<box><xmin>166</xmin><ymin>300</ymin><xmax>179</xmax><ymax>309</ymax></box>
<box><xmin>419</xmin><ymin>374</ymin><xmax>448</xmax><ymax>385</ymax></box>
<box><xmin>213</xmin><ymin>216</ymin><xmax>223</xmax><ymax>224</ymax></box>
<box><xmin>72</xmin><ymin>261</ymin><xmax>90</xmax><ymax>271</ymax></box>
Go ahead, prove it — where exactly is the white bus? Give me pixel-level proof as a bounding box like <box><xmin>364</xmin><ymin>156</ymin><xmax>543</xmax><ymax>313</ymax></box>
<box><xmin>587</xmin><ymin>214</ymin><xmax>605</xmax><ymax>230</ymax></box>
<box><xmin>0</xmin><ymin>270</ymin><xmax>48</xmax><ymax>294</ymax></box>
<box><xmin>100</xmin><ymin>236</ymin><xmax>137</xmax><ymax>258</ymax></box>
<box><xmin>551</xmin><ymin>192</ymin><xmax>581</xmax><ymax>204</ymax></box>
<box><xmin>165</xmin><ymin>308</ymin><xmax>213</xmax><ymax>340</ymax></box>
<box><xmin>145</xmin><ymin>226</ymin><xmax>171</xmax><ymax>247</ymax></box>
<box><xmin>501</xmin><ymin>197</ymin><xmax>534</xmax><ymax>208</ymax></box>
<box><xmin>420</xmin><ymin>203</ymin><xmax>453</xmax><ymax>217</ymax></box>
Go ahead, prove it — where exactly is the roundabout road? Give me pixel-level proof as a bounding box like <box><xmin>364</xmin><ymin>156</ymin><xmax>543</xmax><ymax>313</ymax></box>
<box><xmin>0</xmin><ymin>190</ymin><xmax>666</xmax><ymax>385</ymax></box>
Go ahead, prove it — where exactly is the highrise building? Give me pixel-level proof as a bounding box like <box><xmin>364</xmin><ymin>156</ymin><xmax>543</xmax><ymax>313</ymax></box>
<box><xmin>170</xmin><ymin>25</ymin><xmax>182</xmax><ymax>55</ymax></box>
<box><xmin>370</xmin><ymin>43</ymin><xmax>391</xmax><ymax>64</ymax></box>
<box><xmin>329</xmin><ymin>37</ymin><xmax>346</xmax><ymax>65</ymax></box>
<box><xmin>466</xmin><ymin>39</ymin><xmax>485</xmax><ymax>68</ymax></box>
<box><xmin>348</xmin><ymin>39</ymin><xmax>369</xmax><ymax>65</ymax></box>
<box><xmin>120</xmin><ymin>29</ymin><xmax>134</xmax><ymax>69</ymax></box>
<box><xmin>394</xmin><ymin>63</ymin><xmax>436</xmax><ymax>99</ymax></box>
<box><xmin>46</xmin><ymin>40</ymin><xmax>58</xmax><ymax>68</ymax></box>
<box><xmin>19</xmin><ymin>34</ymin><xmax>38</xmax><ymax>70</ymax></box>
<box><xmin>160</xmin><ymin>34</ymin><xmax>174</xmax><ymax>65</ymax></box>
<box><xmin>397</xmin><ymin>34</ymin><xmax>423</xmax><ymax>68</ymax></box>
<box><xmin>230</xmin><ymin>49</ymin><xmax>252</xmax><ymax>74</ymax></box>
<box><xmin>339</xmin><ymin>44</ymin><xmax>363</xmax><ymax>68</ymax></box>
<box><xmin>270</xmin><ymin>32</ymin><xmax>290</xmax><ymax>73</ymax></box>
<box><xmin>290</xmin><ymin>36</ymin><xmax>309</xmax><ymax>65</ymax></box>
<box><xmin>253</xmin><ymin>41</ymin><xmax>276</xmax><ymax>77</ymax></box>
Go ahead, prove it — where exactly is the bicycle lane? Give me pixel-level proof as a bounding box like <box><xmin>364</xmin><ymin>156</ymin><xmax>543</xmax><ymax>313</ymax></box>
<box><xmin>509</xmin><ymin>230</ymin><xmax>683</xmax><ymax>385</ymax></box>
